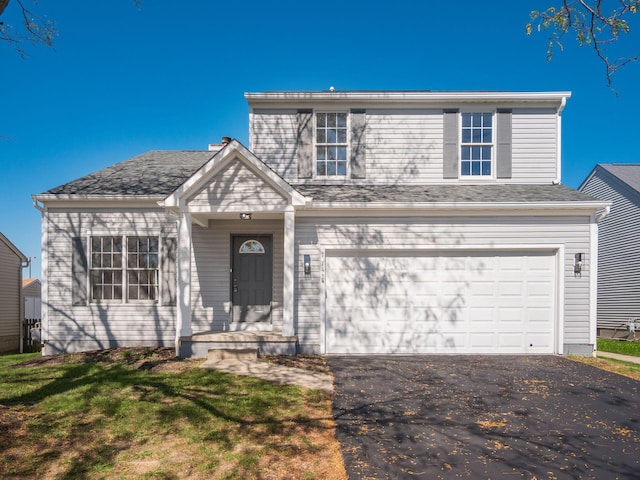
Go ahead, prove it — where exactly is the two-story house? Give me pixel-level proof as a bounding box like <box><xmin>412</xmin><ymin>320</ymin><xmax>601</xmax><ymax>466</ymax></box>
<box><xmin>33</xmin><ymin>90</ymin><xmax>609</xmax><ymax>357</ymax></box>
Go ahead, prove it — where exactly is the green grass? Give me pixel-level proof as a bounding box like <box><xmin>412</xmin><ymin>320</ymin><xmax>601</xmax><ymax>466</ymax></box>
<box><xmin>0</xmin><ymin>351</ymin><xmax>345</xmax><ymax>480</ymax></box>
<box><xmin>597</xmin><ymin>338</ymin><xmax>640</xmax><ymax>357</ymax></box>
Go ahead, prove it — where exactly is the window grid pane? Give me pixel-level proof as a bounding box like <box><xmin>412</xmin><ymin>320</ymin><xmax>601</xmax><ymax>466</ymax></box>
<box><xmin>316</xmin><ymin>112</ymin><xmax>347</xmax><ymax>177</ymax></box>
<box><xmin>126</xmin><ymin>236</ymin><xmax>159</xmax><ymax>301</ymax></box>
<box><xmin>90</xmin><ymin>236</ymin><xmax>123</xmax><ymax>301</ymax></box>
<box><xmin>90</xmin><ymin>235</ymin><xmax>159</xmax><ymax>302</ymax></box>
<box><xmin>461</xmin><ymin>112</ymin><xmax>492</xmax><ymax>177</ymax></box>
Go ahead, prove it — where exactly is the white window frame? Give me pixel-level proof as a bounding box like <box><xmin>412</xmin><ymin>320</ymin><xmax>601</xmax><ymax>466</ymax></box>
<box><xmin>89</xmin><ymin>234</ymin><xmax>160</xmax><ymax>304</ymax></box>
<box><xmin>90</xmin><ymin>236</ymin><xmax>123</xmax><ymax>303</ymax></box>
<box><xmin>460</xmin><ymin>110</ymin><xmax>495</xmax><ymax>179</ymax></box>
<box><xmin>314</xmin><ymin>111</ymin><xmax>349</xmax><ymax>178</ymax></box>
<box><xmin>126</xmin><ymin>236</ymin><xmax>160</xmax><ymax>303</ymax></box>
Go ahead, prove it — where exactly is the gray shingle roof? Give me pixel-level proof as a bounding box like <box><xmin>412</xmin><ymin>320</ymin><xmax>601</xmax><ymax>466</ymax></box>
<box><xmin>45</xmin><ymin>150</ymin><xmax>218</xmax><ymax>196</ymax></box>
<box><xmin>294</xmin><ymin>184</ymin><xmax>599</xmax><ymax>204</ymax></box>
<box><xmin>44</xmin><ymin>148</ymin><xmax>600</xmax><ymax>205</ymax></box>
<box><xmin>600</xmin><ymin>164</ymin><xmax>640</xmax><ymax>193</ymax></box>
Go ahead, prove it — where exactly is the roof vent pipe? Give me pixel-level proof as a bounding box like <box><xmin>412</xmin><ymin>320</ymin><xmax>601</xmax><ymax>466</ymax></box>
<box><xmin>221</xmin><ymin>136</ymin><xmax>232</xmax><ymax>146</ymax></box>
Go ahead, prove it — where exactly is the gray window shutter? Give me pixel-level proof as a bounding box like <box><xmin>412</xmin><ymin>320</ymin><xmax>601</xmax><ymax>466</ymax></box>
<box><xmin>496</xmin><ymin>109</ymin><xmax>512</xmax><ymax>179</ymax></box>
<box><xmin>72</xmin><ymin>237</ymin><xmax>88</xmax><ymax>306</ymax></box>
<box><xmin>296</xmin><ymin>109</ymin><xmax>313</xmax><ymax>179</ymax></box>
<box><xmin>350</xmin><ymin>109</ymin><xmax>366</xmax><ymax>179</ymax></box>
<box><xmin>443</xmin><ymin>109</ymin><xmax>459</xmax><ymax>179</ymax></box>
<box><xmin>161</xmin><ymin>237</ymin><xmax>177</xmax><ymax>307</ymax></box>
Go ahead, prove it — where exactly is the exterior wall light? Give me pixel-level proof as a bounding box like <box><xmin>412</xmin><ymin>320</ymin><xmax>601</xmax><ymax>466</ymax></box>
<box><xmin>240</xmin><ymin>213</ymin><xmax>252</xmax><ymax>220</ymax></box>
<box><xmin>574</xmin><ymin>253</ymin><xmax>583</xmax><ymax>277</ymax></box>
<box><xmin>304</xmin><ymin>254</ymin><xmax>311</xmax><ymax>276</ymax></box>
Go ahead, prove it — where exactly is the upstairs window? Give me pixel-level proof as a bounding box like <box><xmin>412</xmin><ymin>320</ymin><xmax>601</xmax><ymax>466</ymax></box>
<box><xmin>316</xmin><ymin>112</ymin><xmax>347</xmax><ymax>176</ymax></box>
<box><xmin>461</xmin><ymin>112</ymin><xmax>493</xmax><ymax>177</ymax></box>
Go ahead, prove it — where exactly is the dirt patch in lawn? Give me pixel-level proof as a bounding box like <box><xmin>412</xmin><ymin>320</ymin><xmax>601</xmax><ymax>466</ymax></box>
<box><xmin>261</xmin><ymin>354</ymin><xmax>331</xmax><ymax>374</ymax></box>
<box><xmin>12</xmin><ymin>348</ymin><xmax>331</xmax><ymax>374</ymax></box>
<box><xmin>9</xmin><ymin>346</ymin><xmax>197</xmax><ymax>373</ymax></box>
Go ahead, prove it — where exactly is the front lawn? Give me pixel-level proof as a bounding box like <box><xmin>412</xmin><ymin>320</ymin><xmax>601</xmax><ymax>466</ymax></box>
<box><xmin>597</xmin><ymin>338</ymin><xmax>640</xmax><ymax>357</ymax></box>
<box><xmin>0</xmin><ymin>348</ymin><xmax>346</xmax><ymax>479</ymax></box>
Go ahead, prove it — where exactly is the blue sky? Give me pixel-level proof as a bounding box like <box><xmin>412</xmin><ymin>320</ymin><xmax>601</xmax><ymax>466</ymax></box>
<box><xmin>2</xmin><ymin>0</ymin><xmax>639</xmax><ymax>279</ymax></box>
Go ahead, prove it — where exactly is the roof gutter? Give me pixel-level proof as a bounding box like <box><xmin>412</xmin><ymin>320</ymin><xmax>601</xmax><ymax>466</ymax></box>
<box><xmin>33</xmin><ymin>194</ymin><xmax>166</xmax><ymax>202</ymax></box>
<box><xmin>302</xmin><ymin>200</ymin><xmax>609</xmax><ymax>212</ymax></box>
<box><xmin>32</xmin><ymin>194</ymin><xmax>166</xmax><ymax>209</ymax></box>
<box><xmin>246</xmin><ymin>91</ymin><xmax>572</xmax><ymax>104</ymax></box>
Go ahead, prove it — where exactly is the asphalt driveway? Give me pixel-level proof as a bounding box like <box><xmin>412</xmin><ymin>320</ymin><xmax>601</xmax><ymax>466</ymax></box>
<box><xmin>328</xmin><ymin>356</ymin><xmax>640</xmax><ymax>479</ymax></box>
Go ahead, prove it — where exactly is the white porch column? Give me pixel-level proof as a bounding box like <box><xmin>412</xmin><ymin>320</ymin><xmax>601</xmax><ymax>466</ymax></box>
<box><xmin>176</xmin><ymin>207</ymin><xmax>193</xmax><ymax>355</ymax></box>
<box><xmin>282</xmin><ymin>206</ymin><xmax>295</xmax><ymax>337</ymax></box>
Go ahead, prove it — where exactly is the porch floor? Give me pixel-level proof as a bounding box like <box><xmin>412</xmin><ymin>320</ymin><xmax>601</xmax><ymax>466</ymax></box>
<box><xmin>179</xmin><ymin>330</ymin><xmax>298</xmax><ymax>358</ymax></box>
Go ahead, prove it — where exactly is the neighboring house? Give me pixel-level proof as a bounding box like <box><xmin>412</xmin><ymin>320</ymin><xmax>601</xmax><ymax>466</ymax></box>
<box><xmin>23</xmin><ymin>278</ymin><xmax>42</xmax><ymax>321</ymax></box>
<box><xmin>579</xmin><ymin>164</ymin><xmax>640</xmax><ymax>333</ymax></box>
<box><xmin>34</xmin><ymin>90</ymin><xmax>610</xmax><ymax>357</ymax></box>
<box><xmin>0</xmin><ymin>232</ymin><xmax>27</xmax><ymax>354</ymax></box>
<box><xmin>22</xmin><ymin>278</ymin><xmax>42</xmax><ymax>352</ymax></box>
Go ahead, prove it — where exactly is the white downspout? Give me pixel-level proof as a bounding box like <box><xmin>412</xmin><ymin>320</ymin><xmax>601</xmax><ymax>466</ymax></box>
<box><xmin>32</xmin><ymin>197</ymin><xmax>47</xmax><ymax>356</ymax></box>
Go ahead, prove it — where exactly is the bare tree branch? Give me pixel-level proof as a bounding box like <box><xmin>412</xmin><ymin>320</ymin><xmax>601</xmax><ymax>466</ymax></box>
<box><xmin>527</xmin><ymin>0</ymin><xmax>640</xmax><ymax>89</ymax></box>
<box><xmin>0</xmin><ymin>0</ymin><xmax>57</xmax><ymax>57</ymax></box>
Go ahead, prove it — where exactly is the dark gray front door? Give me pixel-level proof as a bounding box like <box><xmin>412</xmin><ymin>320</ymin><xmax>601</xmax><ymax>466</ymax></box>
<box><xmin>231</xmin><ymin>235</ymin><xmax>273</xmax><ymax>324</ymax></box>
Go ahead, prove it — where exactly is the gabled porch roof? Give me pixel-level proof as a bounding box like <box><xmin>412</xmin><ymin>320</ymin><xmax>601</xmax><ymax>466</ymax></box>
<box><xmin>160</xmin><ymin>140</ymin><xmax>307</xmax><ymax>226</ymax></box>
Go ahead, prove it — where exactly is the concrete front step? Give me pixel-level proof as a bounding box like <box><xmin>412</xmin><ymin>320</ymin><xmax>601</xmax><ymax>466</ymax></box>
<box><xmin>207</xmin><ymin>347</ymin><xmax>258</xmax><ymax>363</ymax></box>
<box><xmin>179</xmin><ymin>331</ymin><xmax>298</xmax><ymax>358</ymax></box>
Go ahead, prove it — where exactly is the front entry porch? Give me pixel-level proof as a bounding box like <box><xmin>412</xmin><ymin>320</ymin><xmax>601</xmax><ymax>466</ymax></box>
<box><xmin>179</xmin><ymin>331</ymin><xmax>298</xmax><ymax>358</ymax></box>
<box><xmin>157</xmin><ymin>140</ymin><xmax>307</xmax><ymax>358</ymax></box>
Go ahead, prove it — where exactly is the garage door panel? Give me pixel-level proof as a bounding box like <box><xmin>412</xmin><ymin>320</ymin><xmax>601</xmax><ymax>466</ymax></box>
<box><xmin>498</xmin><ymin>333</ymin><xmax>524</xmax><ymax>347</ymax></box>
<box><xmin>325</xmin><ymin>251</ymin><xmax>556</xmax><ymax>354</ymax></box>
<box><xmin>528</xmin><ymin>308</ymin><xmax>554</xmax><ymax>322</ymax></box>
<box><xmin>470</xmin><ymin>333</ymin><xmax>497</xmax><ymax>348</ymax></box>
<box><xmin>498</xmin><ymin>282</ymin><xmax>523</xmax><ymax>296</ymax></box>
<box><xmin>498</xmin><ymin>308</ymin><xmax>524</xmax><ymax>322</ymax></box>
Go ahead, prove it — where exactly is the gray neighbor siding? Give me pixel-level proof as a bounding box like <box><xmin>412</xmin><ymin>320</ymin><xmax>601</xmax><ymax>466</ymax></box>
<box><xmin>44</xmin><ymin>208</ymin><xmax>178</xmax><ymax>354</ymax></box>
<box><xmin>251</xmin><ymin>107</ymin><xmax>559</xmax><ymax>184</ymax></box>
<box><xmin>294</xmin><ymin>216</ymin><xmax>593</xmax><ymax>354</ymax></box>
<box><xmin>580</xmin><ymin>168</ymin><xmax>640</xmax><ymax>329</ymax></box>
<box><xmin>0</xmin><ymin>235</ymin><xmax>25</xmax><ymax>353</ymax></box>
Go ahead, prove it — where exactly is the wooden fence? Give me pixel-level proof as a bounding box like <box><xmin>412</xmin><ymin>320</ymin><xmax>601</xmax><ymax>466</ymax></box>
<box><xmin>23</xmin><ymin>318</ymin><xmax>41</xmax><ymax>353</ymax></box>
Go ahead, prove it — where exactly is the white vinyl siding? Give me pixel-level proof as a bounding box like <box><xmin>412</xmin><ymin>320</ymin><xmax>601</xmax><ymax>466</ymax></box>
<box><xmin>190</xmin><ymin>219</ymin><xmax>284</xmax><ymax>333</ymax></box>
<box><xmin>0</xmin><ymin>238</ymin><xmax>23</xmax><ymax>353</ymax></box>
<box><xmin>580</xmin><ymin>171</ymin><xmax>640</xmax><ymax>329</ymax></box>
<box><xmin>188</xmin><ymin>161</ymin><xmax>287</xmax><ymax>208</ymax></box>
<box><xmin>250</xmin><ymin>109</ymin><xmax>299</xmax><ymax>181</ymax></box>
<box><xmin>251</xmin><ymin>107</ymin><xmax>559</xmax><ymax>184</ymax></box>
<box><xmin>44</xmin><ymin>209</ymin><xmax>177</xmax><ymax>354</ymax></box>
<box><xmin>294</xmin><ymin>215</ymin><xmax>592</xmax><ymax>353</ymax></box>
<box><xmin>365</xmin><ymin>109</ymin><xmax>443</xmax><ymax>183</ymax></box>
<box><xmin>511</xmin><ymin>108</ymin><xmax>558</xmax><ymax>182</ymax></box>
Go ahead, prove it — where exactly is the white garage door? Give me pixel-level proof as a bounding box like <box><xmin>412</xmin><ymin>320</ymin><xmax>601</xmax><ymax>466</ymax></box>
<box><xmin>325</xmin><ymin>251</ymin><xmax>556</xmax><ymax>354</ymax></box>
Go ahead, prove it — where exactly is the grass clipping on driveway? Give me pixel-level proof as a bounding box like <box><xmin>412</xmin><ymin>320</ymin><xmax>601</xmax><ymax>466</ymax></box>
<box><xmin>0</xmin><ymin>348</ymin><xmax>346</xmax><ymax>480</ymax></box>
